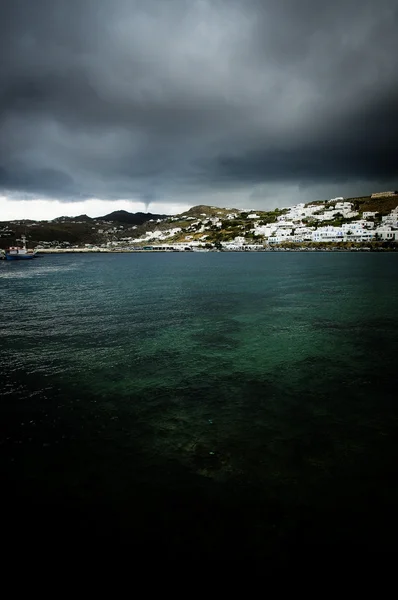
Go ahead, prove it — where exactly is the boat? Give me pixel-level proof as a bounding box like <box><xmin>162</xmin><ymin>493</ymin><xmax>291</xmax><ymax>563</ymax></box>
<box><xmin>5</xmin><ymin>236</ymin><xmax>38</xmax><ymax>261</ymax></box>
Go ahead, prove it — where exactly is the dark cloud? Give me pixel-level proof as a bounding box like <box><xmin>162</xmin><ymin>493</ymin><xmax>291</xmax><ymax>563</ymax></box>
<box><xmin>0</xmin><ymin>164</ymin><xmax>78</xmax><ymax>195</ymax></box>
<box><xmin>0</xmin><ymin>0</ymin><xmax>397</xmax><ymax>210</ymax></box>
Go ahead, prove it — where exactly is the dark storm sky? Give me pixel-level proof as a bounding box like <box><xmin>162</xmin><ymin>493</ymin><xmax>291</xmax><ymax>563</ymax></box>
<box><xmin>1</xmin><ymin>0</ymin><xmax>398</xmax><ymax>213</ymax></box>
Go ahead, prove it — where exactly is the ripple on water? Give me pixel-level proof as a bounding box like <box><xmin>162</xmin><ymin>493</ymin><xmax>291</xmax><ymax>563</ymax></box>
<box><xmin>1</xmin><ymin>252</ymin><xmax>398</xmax><ymax>553</ymax></box>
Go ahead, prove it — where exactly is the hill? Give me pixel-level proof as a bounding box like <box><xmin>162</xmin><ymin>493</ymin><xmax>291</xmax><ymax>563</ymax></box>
<box><xmin>348</xmin><ymin>195</ymin><xmax>398</xmax><ymax>216</ymax></box>
<box><xmin>178</xmin><ymin>205</ymin><xmax>240</xmax><ymax>219</ymax></box>
<box><xmin>97</xmin><ymin>210</ymin><xmax>167</xmax><ymax>225</ymax></box>
<box><xmin>52</xmin><ymin>214</ymin><xmax>93</xmax><ymax>223</ymax></box>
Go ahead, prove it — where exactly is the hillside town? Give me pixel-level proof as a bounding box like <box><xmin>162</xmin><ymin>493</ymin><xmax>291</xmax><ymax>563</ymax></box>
<box><xmin>1</xmin><ymin>192</ymin><xmax>398</xmax><ymax>252</ymax></box>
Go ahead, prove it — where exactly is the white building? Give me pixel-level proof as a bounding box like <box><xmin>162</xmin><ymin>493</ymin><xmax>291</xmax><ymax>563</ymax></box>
<box><xmin>252</xmin><ymin>224</ymin><xmax>277</xmax><ymax>238</ymax></box>
<box><xmin>222</xmin><ymin>242</ymin><xmax>245</xmax><ymax>250</ymax></box>
<box><xmin>335</xmin><ymin>201</ymin><xmax>351</xmax><ymax>210</ymax></box>
<box><xmin>276</xmin><ymin>220</ymin><xmax>295</xmax><ymax>229</ymax></box>
<box><xmin>268</xmin><ymin>230</ymin><xmax>294</xmax><ymax>243</ymax></box>
<box><xmin>382</xmin><ymin>214</ymin><xmax>398</xmax><ymax>227</ymax></box>
<box><xmin>375</xmin><ymin>227</ymin><xmax>398</xmax><ymax>241</ymax></box>
<box><xmin>311</xmin><ymin>226</ymin><xmax>344</xmax><ymax>242</ymax></box>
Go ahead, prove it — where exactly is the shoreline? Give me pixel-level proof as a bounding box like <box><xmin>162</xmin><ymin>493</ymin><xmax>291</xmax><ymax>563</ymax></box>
<box><xmin>23</xmin><ymin>246</ymin><xmax>398</xmax><ymax>254</ymax></box>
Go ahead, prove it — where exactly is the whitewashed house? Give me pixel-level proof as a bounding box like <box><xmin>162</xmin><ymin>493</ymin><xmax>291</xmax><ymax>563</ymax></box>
<box><xmin>375</xmin><ymin>227</ymin><xmax>398</xmax><ymax>241</ymax></box>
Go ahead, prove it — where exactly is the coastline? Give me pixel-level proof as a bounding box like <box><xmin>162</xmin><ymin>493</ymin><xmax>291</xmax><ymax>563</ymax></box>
<box><xmin>31</xmin><ymin>246</ymin><xmax>398</xmax><ymax>254</ymax></box>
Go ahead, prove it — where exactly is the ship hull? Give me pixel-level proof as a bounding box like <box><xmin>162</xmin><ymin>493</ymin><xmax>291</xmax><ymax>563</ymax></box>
<box><xmin>5</xmin><ymin>253</ymin><xmax>37</xmax><ymax>260</ymax></box>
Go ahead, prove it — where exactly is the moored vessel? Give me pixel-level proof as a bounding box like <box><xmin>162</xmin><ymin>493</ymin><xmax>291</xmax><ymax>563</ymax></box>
<box><xmin>5</xmin><ymin>236</ymin><xmax>38</xmax><ymax>261</ymax></box>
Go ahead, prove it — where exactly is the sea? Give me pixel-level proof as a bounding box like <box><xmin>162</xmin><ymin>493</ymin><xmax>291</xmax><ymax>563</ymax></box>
<box><xmin>1</xmin><ymin>252</ymin><xmax>398</xmax><ymax>559</ymax></box>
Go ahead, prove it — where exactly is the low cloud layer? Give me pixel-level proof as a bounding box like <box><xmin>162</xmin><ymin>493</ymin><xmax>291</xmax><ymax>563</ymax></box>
<box><xmin>1</xmin><ymin>0</ymin><xmax>398</xmax><ymax>216</ymax></box>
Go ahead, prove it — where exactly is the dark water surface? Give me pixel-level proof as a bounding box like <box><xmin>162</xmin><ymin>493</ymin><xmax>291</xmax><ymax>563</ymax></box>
<box><xmin>1</xmin><ymin>252</ymin><xmax>398</xmax><ymax>558</ymax></box>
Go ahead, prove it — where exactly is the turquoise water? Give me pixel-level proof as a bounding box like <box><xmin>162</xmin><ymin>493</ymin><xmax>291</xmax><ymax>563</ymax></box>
<box><xmin>1</xmin><ymin>253</ymin><xmax>398</xmax><ymax>557</ymax></box>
